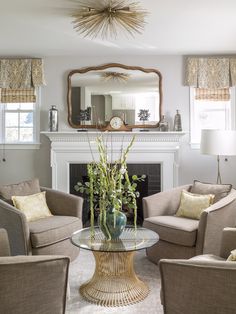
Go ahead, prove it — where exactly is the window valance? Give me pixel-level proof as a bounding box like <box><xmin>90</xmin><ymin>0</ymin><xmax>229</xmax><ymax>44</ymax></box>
<box><xmin>0</xmin><ymin>58</ymin><xmax>45</xmax><ymax>89</ymax></box>
<box><xmin>185</xmin><ymin>57</ymin><xmax>236</xmax><ymax>88</ymax></box>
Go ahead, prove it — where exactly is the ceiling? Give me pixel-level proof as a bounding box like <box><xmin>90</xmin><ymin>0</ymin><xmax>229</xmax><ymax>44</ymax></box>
<box><xmin>1</xmin><ymin>0</ymin><xmax>236</xmax><ymax>57</ymax></box>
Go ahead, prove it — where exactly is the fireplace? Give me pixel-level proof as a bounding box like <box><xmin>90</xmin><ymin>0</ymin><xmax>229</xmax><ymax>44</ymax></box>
<box><xmin>70</xmin><ymin>163</ymin><xmax>161</xmax><ymax>225</ymax></box>
<box><xmin>42</xmin><ymin>130</ymin><xmax>185</xmax><ymax>224</ymax></box>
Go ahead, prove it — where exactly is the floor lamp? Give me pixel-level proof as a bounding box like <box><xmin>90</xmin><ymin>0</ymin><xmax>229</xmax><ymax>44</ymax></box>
<box><xmin>200</xmin><ymin>129</ymin><xmax>236</xmax><ymax>184</ymax></box>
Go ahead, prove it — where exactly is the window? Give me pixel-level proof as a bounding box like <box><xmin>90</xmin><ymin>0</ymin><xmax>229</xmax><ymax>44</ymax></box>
<box><xmin>0</xmin><ymin>88</ymin><xmax>40</xmax><ymax>147</ymax></box>
<box><xmin>190</xmin><ymin>87</ymin><xmax>235</xmax><ymax>147</ymax></box>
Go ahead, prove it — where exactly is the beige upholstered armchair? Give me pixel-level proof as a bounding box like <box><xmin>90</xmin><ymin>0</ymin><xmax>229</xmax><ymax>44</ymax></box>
<box><xmin>143</xmin><ymin>184</ymin><xmax>236</xmax><ymax>263</ymax></box>
<box><xmin>0</xmin><ymin>228</ymin><xmax>69</xmax><ymax>314</ymax></box>
<box><xmin>159</xmin><ymin>228</ymin><xmax>236</xmax><ymax>314</ymax></box>
<box><xmin>0</xmin><ymin>182</ymin><xmax>83</xmax><ymax>261</ymax></box>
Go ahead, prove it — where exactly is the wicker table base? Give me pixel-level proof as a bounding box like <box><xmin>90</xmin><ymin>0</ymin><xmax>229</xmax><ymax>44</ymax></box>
<box><xmin>79</xmin><ymin>251</ymin><xmax>149</xmax><ymax>307</ymax></box>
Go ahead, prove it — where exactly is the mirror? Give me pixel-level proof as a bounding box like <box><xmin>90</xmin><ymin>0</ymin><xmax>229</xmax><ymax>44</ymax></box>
<box><xmin>67</xmin><ymin>63</ymin><xmax>163</xmax><ymax>129</ymax></box>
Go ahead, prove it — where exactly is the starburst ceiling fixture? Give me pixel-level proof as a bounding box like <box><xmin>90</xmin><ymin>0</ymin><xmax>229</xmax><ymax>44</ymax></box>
<box><xmin>101</xmin><ymin>71</ymin><xmax>131</xmax><ymax>83</ymax></box>
<box><xmin>72</xmin><ymin>0</ymin><xmax>148</xmax><ymax>39</ymax></box>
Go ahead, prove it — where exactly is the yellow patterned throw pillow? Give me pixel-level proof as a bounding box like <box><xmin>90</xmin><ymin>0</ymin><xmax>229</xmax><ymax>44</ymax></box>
<box><xmin>12</xmin><ymin>192</ymin><xmax>52</xmax><ymax>222</ymax></box>
<box><xmin>176</xmin><ymin>190</ymin><xmax>215</xmax><ymax>220</ymax></box>
<box><xmin>227</xmin><ymin>249</ymin><xmax>236</xmax><ymax>261</ymax></box>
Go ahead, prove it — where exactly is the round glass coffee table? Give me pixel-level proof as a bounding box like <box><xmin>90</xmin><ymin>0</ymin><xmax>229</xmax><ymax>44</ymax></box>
<box><xmin>71</xmin><ymin>226</ymin><xmax>159</xmax><ymax>307</ymax></box>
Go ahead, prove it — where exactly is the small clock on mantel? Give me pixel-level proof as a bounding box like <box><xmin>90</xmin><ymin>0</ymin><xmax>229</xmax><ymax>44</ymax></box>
<box><xmin>103</xmin><ymin>116</ymin><xmax>132</xmax><ymax>131</ymax></box>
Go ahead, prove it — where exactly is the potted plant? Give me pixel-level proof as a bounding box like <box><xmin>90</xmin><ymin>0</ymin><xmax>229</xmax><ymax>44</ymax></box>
<box><xmin>74</xmin><ymin>135</ymin><xmax>145</xmax><ymax>240</ymax></box>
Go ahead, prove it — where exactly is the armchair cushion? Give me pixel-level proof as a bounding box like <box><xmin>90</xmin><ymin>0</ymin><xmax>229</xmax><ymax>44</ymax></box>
<box><xmin>144</xmin><ymin>216</ymin><xmax>199</xmax><ymax>247</ymax></box>
<box><xmin>0</xmin><ymin>178</ymin><xmax>40</xmax><ymax>204</ymax></box>
<box><xmin>12</xmin><ymin>192</ymin><xmax>52</xmax><ymax>222</ymax></box>
<box><xmin>190</xmin><ymin>180</ymin><xmax>232</xmax><ymax>203</ymax></box>
<box><xmin>29</xmin><ymin>216</ymin><xmax>82</xmax><ymax>248</ymax></box>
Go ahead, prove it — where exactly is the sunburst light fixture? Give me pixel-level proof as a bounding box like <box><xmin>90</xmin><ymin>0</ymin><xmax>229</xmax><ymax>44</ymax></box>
<box><xmin>101</xmin><ymin>71</ymin><xmax>130</xmax><ymax>83</ymax></box>
<box><xmin>72</xmin><ymin>0</ymin><xmax>148</xmax><ymax>39</ymax></box>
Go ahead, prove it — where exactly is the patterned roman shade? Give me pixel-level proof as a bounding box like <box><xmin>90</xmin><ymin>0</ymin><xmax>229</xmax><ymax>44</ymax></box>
<box><xmin>0</xmin><ymin>88</ymin><xmax>36</xmax><ymax>103</ymax></box>
<box><xmin>185</xmin><ymin>57</ymin><xmax>236</xmax><ymax>88</ymax></box>
<box><xmin>195</xmin><ymin>88</ymin><xmax>230</xmax><ymax>101</ymax></box>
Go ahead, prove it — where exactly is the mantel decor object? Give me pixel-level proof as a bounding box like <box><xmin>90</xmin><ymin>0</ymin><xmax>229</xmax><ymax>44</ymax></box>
<box><xmin>159</xmin><ymin>115</ymin><xmax>169</xmax><ymax>132</ymax></box>
<box><xmin>138</xmin><ymin>109</ymin><xmax>150</xmax><ymax>123</ymax></box>
<box><xmin>48</xmin><ymin>105</ymin><xmax>58</xmax><ymax>132</ymax></box>
<box><xmin>173</xmin><ymin>109</ymin><xmax>182</xmax><ymax>131</ymax></box>
<box><xmin>74</xmin><ymin>135</ymin><xmax>145</xmax><ymax>240</ymax></box>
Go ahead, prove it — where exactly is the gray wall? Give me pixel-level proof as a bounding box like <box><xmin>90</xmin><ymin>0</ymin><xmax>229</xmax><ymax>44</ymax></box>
<box><xmin>1</xmin><ymin>55</ymin><xmax>236</xmax><ymax>187</ymax></box>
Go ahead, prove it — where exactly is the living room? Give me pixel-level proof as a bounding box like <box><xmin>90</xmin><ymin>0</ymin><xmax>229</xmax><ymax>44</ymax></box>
<box><xmin>0</xmin><ymin>1</ymin><xmax>236</xmax><ymax>313</ymax></box>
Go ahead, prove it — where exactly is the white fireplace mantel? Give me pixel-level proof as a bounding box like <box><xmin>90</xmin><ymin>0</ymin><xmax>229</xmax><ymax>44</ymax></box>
<box><xmin>41</xmin><ymin>131</ymin><xmax>186</xmax><ymax>193</ymax></box>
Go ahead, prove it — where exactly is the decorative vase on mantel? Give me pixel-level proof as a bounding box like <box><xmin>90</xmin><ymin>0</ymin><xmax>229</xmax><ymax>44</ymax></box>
<box><xmin>98</xmin><ymin>206</ymin><xmax>127</xmax><ymax>240</ymax></box>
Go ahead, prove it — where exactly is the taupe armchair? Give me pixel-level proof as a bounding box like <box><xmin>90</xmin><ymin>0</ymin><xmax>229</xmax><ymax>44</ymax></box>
<box><xmin>143</xmin><ymin>185</ymin><xmax>236</xmax><ymax>263</ymax></box>
<box><xmin>159</xmin><ymin>228</ymin><xmax>236</xmax><ymax>314</ymax></box>
<box><xmin>0</xmin><ymin>187</ymin><xmax>83</xmax><ymax>261</ymax></box>
<box><xmin>0</xmin><ymin>228</ymin><xmax>70</xmax><ymax>314</ymax></box>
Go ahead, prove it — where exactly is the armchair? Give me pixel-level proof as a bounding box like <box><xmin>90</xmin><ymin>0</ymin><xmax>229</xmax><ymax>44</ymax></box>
<box><xmin>143</xmin><ymin>185</ymin><xmax>236</xmax><ymax>263</ymax></box>
<box><xmin>0</xmin><ymin>228</ymin><xmax>69</xmax><ymax>314</ymax></box>
<box><xmin>159</xmin><ymin>228</ymin><xmax>236</xmax><ymax>314</ymax></box>
<box><xmin>0</xmin><ymin>186</ymin><xmax>83</xmax><ymax>261</ymax></box>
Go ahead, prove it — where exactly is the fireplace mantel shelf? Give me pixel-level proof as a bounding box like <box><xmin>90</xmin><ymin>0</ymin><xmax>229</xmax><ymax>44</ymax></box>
<box><xmin>41</xmin><ymin>131</ymin><xmax>186</xmax><ymax>192</ymax></box>
<box><xmin>41</xmin><ymin>131</ymin><xmax>186</xmax><ymax>143</ymax></box>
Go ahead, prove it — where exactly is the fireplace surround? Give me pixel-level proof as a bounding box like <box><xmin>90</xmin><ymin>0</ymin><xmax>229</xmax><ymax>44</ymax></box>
<box><xmin>42</xmin><ymin>131</ymin><xmax>185</xmax><ymax>196</ymax></box>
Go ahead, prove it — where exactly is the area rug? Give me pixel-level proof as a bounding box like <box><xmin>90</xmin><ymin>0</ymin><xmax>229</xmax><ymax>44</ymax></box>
<box><xmin>66</xmin><ymin>250</ymin><xmax>163</xmax><ymax>314</ymax></box>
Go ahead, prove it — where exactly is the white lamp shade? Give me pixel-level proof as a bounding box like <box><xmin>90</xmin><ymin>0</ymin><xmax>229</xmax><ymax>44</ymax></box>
<box><xmin>200</xmin><ymin>129</ymin><xmax>236</xmax><ymax>156</ymax></box>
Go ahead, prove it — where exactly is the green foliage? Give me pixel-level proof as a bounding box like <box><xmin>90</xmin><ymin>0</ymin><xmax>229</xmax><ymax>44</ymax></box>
<box><xmin>74</xmin><ymin>135</ymin><xmax>145</xmax><ymax>232</ymax></box>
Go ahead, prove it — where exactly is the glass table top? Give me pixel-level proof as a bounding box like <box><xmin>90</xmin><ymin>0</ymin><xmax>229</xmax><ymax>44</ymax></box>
<box><xmin>71</xmin><ymin>226</ymin><xmax>159</xmax><ymax>252</ymax></box>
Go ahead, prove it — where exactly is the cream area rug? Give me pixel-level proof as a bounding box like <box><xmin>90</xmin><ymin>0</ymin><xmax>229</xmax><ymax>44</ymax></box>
<box><xmin>66</xmin><ymin>249</ymin><xmax>164</xmax><ymax>314</ymax></box>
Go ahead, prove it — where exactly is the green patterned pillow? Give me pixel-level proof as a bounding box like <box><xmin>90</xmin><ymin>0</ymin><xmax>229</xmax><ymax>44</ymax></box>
<box><xmin>176</xmin><ymin>190</ymin><xmax>215</xmax><ymax>220</ymax></box>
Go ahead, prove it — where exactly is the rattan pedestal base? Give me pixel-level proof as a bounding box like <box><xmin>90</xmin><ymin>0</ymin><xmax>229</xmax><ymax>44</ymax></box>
<box><xmin>79</xmin><ymin>251</ymin><xmax>149</xmax><ymax>307</ymax></box>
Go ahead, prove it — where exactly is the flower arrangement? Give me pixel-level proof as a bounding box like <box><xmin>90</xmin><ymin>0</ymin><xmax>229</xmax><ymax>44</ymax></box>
<box><xmin>138</xmin><ymin>109</ymin><xmax>150</xmax><ymax>123</ymax></box>
<box><xmin>74</xmin><ymin>135</ymin><xmax>145</xmax><ymax>239</ymax></box>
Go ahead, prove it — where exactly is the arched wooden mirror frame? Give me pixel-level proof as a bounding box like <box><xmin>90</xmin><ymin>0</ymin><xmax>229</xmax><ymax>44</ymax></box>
<box><xmin>67</xmin><ymin>63</ymin><xmax>163</xmax><ymax>129</ymax></box>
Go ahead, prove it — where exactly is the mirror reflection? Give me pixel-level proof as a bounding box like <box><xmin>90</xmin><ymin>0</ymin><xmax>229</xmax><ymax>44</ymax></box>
<box><xmin>68</xmin><ymin>64</ymin><xmax>162</xmax><ymax>129</ymax></box>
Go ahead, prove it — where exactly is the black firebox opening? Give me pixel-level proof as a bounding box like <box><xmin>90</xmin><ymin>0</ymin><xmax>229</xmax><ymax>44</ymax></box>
<box><xmin>70</xmin><ymin>163</ymin><xmax>161</xmax><ymax>226</ymax></box>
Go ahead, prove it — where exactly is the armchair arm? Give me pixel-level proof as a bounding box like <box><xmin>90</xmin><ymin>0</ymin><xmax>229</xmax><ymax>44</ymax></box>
<box><xmin>220</xmin><ymin>227</ymin><xmax>236</xmax><ymax>259</ymax></box>
<box><xmin>0</xmin><ymin>200</ymin><xmax>30</xmax><ymax>256</ymax></box>
<box><xmin>0</xmin><ymin>229</ymin><xmax>10</xmax><ymax>256</ymax></box>
<box><xmin>41</xmin><ymin>187</ymin><xmax>83</xmax><ymax>219</ymax></box>
<box><xmin>0</xmin><ymin>255</ymin><xmax>69</xmax><ymax>314</ymax></box>
<box><xmin>159</xmin><ymin>258</ymin><xmax>236</xmax><ymax>314</ymax></box>
<box><xmin>142</xmin><ymin>185</ymin><xmax>191</xmax><ymax>219</ymax></box>
<box><xmin>196</xmin><ymin>189</ymin><xmax>236</xmax><ymax>256</ymax></box>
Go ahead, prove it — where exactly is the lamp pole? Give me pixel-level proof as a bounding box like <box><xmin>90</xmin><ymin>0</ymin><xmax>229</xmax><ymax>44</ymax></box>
<box><xmin>216</xmin><ymin>155</ymin><xmax>222</xmax><ymax>184</ymax></box>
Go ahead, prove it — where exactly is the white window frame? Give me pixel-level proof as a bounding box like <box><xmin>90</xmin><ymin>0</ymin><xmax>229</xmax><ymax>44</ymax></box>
<box><xmin>0</xmin><ymin>87</ymin><xmax>41</xmax><ymax>149</ymax></box>
<box><xmin>190</xmin><ymin>87</ymin><xmax>236</xmax><ymax>149</ymax></box>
